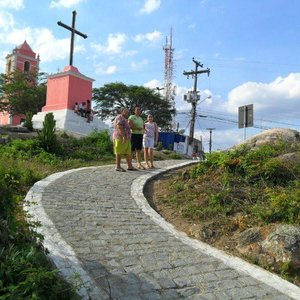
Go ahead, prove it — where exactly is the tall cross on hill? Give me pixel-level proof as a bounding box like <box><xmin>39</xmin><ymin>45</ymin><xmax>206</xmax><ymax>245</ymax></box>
<box><xmin>57</xmin><ymin>10</ymin><xmax>87</xmax><ymax>66</ymax></box>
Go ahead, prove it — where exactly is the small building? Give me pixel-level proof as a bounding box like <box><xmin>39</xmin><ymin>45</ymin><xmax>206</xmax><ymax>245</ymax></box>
<box><xmin>158</xmin><ymin>131</ymin><xmax>203</xmax><ymax>157</ymax></box>
<box><xmin>0</xmin><ymin>41</ymin><xmax>40</xmax><ymax>125</ymax></box>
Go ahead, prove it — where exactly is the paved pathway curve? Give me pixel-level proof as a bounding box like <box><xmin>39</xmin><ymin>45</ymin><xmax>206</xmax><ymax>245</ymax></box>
<box><xmin>25</xmin><ymin>160</ymin><xmax>300</xmax><ymax>299</ymax></box>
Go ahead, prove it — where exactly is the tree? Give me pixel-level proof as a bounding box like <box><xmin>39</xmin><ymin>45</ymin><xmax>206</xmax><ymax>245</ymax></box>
<box><xmin>0</xmin><ymin>70</ymin><xmax>47</xmax><ymax>116</ymax></box>
<box><xmin>92</xmin><ymin>82</ymin><xmax>176</xmax><ymax>129</ymax></box>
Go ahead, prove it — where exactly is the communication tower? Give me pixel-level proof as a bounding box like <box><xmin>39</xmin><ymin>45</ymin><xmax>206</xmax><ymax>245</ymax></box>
<box><xmin>163</xmin><ymin>28</ymin><xmax>176</xmax><ymax>119</ymax></box>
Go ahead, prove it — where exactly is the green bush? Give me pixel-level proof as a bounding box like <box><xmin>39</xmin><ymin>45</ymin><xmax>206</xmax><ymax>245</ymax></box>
<box><xmin>184</xmin><ymin>140</ymin><xmax>300</xmax><ymax>225</ymax></box>
<box><xmin>0</xmin><ymin>159</ymin><xmax>78</xmax><ymax>299</ymax></box>
<box><xmin>0</xmin><ymin>243</ymin><xmax>78</xmax><ymax>299</ymax></box>
<box><xmin>57</xmin><ymin>130</ymin><xmax>113</xmax><ymax>161</ymax></box>
<box><xmin>168</xmin><ymin>152</ymin><xmax>182</xmax><ymax>159</ymax></box>
<box><xmin>37</xmin><ymin>151</ymin><xmax>59</xmax><ymax>165</ymax></box>
<box><xmin>0</xmin><ymin>138</ymin><xmax>42</xmax><ymax>159</ymax></box>
<box><xmin>38</xmin><ymin>113</ymin><xmax>58</xmax><ymax>153</ymax></box>
<box><xmin>24</xmin><ymin>112</ymin><xmax>33</xmax><ymax>131</ymax></box>
<box><xmin>258</xmin><ymin>182</ymin><xmax>300</xmax><ymax>224</ymax></box>
<box><xmin>156</xmin><ymin>142</ymin><xmax>163</xmax><ymax>151</ymax></box>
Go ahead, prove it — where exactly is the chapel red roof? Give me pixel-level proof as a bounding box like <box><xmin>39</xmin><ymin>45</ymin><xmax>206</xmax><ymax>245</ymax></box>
<box><xmin>15</xmin><ymin>40</ymin><xmax>36</xmax><ymax>58</ymax></box>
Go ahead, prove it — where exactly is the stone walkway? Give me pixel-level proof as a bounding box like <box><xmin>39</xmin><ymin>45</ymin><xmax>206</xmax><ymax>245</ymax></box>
<box><xmin>25</xmin><ymin>160</ymin><xmax>300</xmax><ymax>300</ymax></box>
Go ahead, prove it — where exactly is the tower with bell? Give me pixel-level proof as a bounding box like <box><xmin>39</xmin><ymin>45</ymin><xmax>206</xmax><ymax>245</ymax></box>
<box><xmin>0</xmin><ymin>40</ymin><xmax>40</xmax><ymax>125</ymax></box>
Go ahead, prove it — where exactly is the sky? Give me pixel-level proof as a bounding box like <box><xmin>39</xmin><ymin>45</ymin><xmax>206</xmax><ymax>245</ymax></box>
<box><xmin>0</xmin><ymin>0</ymin><xmax>300</xmax><ymax>151</ymax></box>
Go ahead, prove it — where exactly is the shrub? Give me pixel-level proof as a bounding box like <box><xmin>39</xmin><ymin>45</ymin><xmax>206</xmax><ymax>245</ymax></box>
<box><xmin>0</xmin><ymin>138</ymin><xmax>42</xmax><ymax>160</ymax></box>
<box><xmin>258</xmin><ymin>183</ymin><xmax>300</xmax><ymax>224</ymax></box>
<box><xmin>38</xmin><ymin>113</ymin><xmax>58</xmax><ymax>153</ymax></box>
<box><xmin>168</xmin><ymin>152</ymin><xmax>182</xmax><ymax>159</ymax></box>
<box><xmin>156</xmin><ymin>142</ymin><xmax>163</xmax><ymax>151</ymax></box>
<box><xmin>0</xmin><ymin>159</ymin><xmax>79</xmax><ymax>299</ymax></box>
<box><xmin>57</xmin><ymin>130</ymin><xmax>114</xmax><ymax>161</ymax></box>
<box><xmin>24</xmin><ymin>112</ymin><xmax>33</xmax><ymax>131</ymax></box>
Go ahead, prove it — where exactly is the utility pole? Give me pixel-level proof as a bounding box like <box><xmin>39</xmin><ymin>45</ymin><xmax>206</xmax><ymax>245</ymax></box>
<box><xmin>183</xmin><ymin>58</ymin><xmax>210</xmax><ymax>144</ymax></box>
<box><xmin>206</xmin><ymin>127</ymin><xmax>215</xmax><ymax>153</ymax></box>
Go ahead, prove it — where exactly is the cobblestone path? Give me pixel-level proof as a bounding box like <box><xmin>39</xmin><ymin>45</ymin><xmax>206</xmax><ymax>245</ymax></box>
<box><xmin>25</xmin><ymin>160</ymin><xmax>300</xmax><ymax>299</ymax></box>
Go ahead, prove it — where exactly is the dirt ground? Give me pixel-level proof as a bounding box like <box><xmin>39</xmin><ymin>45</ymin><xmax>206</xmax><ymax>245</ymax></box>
<box><xmin>144</xmin><ymin>166</ymin><xmax>259</xmax><ymax>259</ymax></box>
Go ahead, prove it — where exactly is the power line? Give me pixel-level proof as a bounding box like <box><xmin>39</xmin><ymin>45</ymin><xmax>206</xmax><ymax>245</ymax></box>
<box><xmin>177</xmin><ymin>109</ymin><xmax>300</xmax><ymax>129</ymax></box>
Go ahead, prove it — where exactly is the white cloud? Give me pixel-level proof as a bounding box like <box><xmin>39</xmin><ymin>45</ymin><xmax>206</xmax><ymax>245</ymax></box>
<box><xmin>49</xmin><ymin>0</ymin><xmax>85</xmax><ymax>8</ymax></box>
<box><xmin>130</xmin><ymin>59</ymin><xmax>148</xmax><ymax>70</ymax></box>
<box><xmin>133</xmin><ymin>30</ymin><xmax>163</xmax><ymax>43</ymax></box>
<box><xmin>0</xmin><ymin>11</ymin><xmax>15</xmax><ymax>30</ymax></box>
<box><xmin>0</xmin><ymin>26</ymin><xmax>84</xmax><ymax>63</ymax></box>
<box><xmin>143</xmin><ymin>79</ymin><xmax>161</xmax><ymax>90</ymax></box>
<box><xmin>91</xmin><ymin>33</ymin><xmax>127</xmax><ymax>55</ymax></box>
<box><xmin>139</xmin><ymin>0</ymin><xmax>160</xmax><ymax>14</ymax></box>
<box><xmin>0</xmin><ymin>0</ymin><xmax>24</xmax><ymax>10</ymax></box>
<box><xmin>174</xmin><ymin>86</ymin><xmax>189</xmax><ymax>111</ymax></box>
<box><xmin>0</xmin><ymin>27</ymin><xmax>32</xmax><ymax>45</ymax></box>
<box><xmin>94</xmin><ymin>64</ymin><xmax>117</xmax><ymax>75</ymax></box>
<box><xmin>226</xmin><ymin>73</ymin><xmax>300</xmax><ymax>118</ymax></box>
<box><xmin>33</xmin><ymin>28</ymin><xmax>73</xmax><ymax>62</ymax></box>
<box><xmin>120</xmin><ymin>50</ymin><xmax>138</xmax><ymax>57</ymax></box>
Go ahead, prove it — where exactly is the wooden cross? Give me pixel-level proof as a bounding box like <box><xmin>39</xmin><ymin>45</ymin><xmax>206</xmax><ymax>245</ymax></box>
<box><xmin>57</xmin><ymin>10</ymin><xmax>87</xmax><ymax>66</ymax></box>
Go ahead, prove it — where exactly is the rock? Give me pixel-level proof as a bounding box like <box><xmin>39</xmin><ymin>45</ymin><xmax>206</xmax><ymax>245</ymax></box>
<box><xmin>233</xmin><ymin>128</ymin><xmax>300</xmax><ymax>150</ymax></box>
<box><xmin>276</xmin><ymin>152</ymin><xmax>300</xmax><ymax>165</ymax></box>
<box><xmin>200</xmin><ymin>225</ymin><xmax>216</xmax><ymax>240</ymax></box>
<box><xmin>181</xmin><ymin>170</ymin><xmax>190</xmax><ymax>180</ymax></box>
<box><xmin>261</xmin><ymin>225</ymin><xmax>300</xmax><ymax>271</ymax></box>
<box><xmin>235</xmin><ymin>227</ymin><xmax>263</xmax><ymax>257</ymax></box>
<box><xmin>236</xmin><ymin>227</ymin><xmax>262</xmax><ymax>247</ymax></box>
<box><xmin>234</xmin><ymin>224</ymin><xmax>300</xmax><ymax>272</ymax></box>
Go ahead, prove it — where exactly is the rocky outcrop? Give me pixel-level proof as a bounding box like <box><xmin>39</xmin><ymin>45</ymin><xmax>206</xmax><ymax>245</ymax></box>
<box><xmin>234</xmin><ymin>224</ymin><xmax>300</xmax><ymax>272</ymax></box>
<box><xmin>234</xmin><ymin>128</ymin><xmax>300</xmax><ymax>150</ymax></box>
<box><xmin>262</xmin><ymin>225</ymin><xmax>300</xmax><ymax>270</ymax></box>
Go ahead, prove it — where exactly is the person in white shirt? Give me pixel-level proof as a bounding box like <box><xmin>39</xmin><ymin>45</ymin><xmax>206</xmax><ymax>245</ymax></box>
<box><xmin>143</xmin><ymin>114</ymin><xmax>158</xmax><ymax>168</ymax></box>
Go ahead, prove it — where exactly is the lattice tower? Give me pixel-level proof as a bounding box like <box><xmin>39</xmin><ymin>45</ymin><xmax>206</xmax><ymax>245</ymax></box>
<box><xmin>163</xmin><ymin>28</ymin><xmax>175</xmax><ymax>110</ymax></box>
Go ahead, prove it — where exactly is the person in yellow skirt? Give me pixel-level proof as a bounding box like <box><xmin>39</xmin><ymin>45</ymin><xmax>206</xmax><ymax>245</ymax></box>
<box><xmin>113</xmin><ymin>107</ymin><xmax>137</xmax><ymax>172</ymax></box>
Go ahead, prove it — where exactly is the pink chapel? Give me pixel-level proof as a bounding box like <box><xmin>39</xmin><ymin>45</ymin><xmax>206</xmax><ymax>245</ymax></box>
<box><xmin>0</xmin><ymin>41</ymin><xmax>40</xmax><ymax>125</ymax></box>
<box><xmin>32</xmin><ymin>51</ymin><xmax>108</xmax><ymax>136</ymax></box>
<box><xmin>42</xmin><ymin>65</ymin><xmax>93</xmax><ymax>112</ymax></box>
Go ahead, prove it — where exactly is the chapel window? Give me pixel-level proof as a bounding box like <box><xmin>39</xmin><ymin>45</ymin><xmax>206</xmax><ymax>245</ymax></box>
<box><xmin>24</xmin><ymin>61</ymin><xmax>30</xmax><ymax>72</ymax></box>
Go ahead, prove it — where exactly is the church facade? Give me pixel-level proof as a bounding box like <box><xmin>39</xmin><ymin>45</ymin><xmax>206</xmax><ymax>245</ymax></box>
<box><xmin>0</xmin><ymin>41</ymin><xmax>40</xmax><ymax>125</ymax></box>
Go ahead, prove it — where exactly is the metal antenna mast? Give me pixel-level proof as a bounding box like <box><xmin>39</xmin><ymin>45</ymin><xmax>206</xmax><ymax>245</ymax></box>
<box><xmin>163</xmin><ymin>28</ymin><xmax>175</xmax><ymax>128</ymax></box>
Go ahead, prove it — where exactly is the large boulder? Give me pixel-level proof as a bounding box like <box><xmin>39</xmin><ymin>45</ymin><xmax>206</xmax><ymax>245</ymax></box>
<box><xmin>261</xmin><ymin>225</ymin><xmax>300</xmax><ymax>271</ymax></box>
<box><xmin>234</xmin><ymin>224</ymin><xmax>300</xmax><ymax>272</ymax></box>
<box><xmin>234</xmin><ymin>128</ymin><xmax>300</xmax><ymax>149</ymax></box>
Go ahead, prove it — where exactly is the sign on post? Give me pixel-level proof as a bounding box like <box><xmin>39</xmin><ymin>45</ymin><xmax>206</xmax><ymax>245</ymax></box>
<box><xmin>238</xmin><ymin>104</ymin><xmax>253</xmax><ymax>128</ymax></box>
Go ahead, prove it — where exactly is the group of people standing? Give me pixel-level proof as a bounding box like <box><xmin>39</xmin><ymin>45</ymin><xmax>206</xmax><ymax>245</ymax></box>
<box><xmin>113</xmin><ymin>106</ymin><xmax>158</xmax><ymax>172</ymax></box>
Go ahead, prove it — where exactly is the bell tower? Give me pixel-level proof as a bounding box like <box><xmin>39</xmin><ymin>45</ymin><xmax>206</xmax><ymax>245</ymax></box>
<box><xmin>0</xmin><ymin>41</ymin><xmax>40</xmax><ymax>125</ymax></box>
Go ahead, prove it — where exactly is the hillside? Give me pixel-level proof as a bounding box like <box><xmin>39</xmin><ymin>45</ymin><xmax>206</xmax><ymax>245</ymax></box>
<box><xmin>146</xmin><ymin>128</ymin><xmax>300</xmax><ymax>285</ymax></box>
